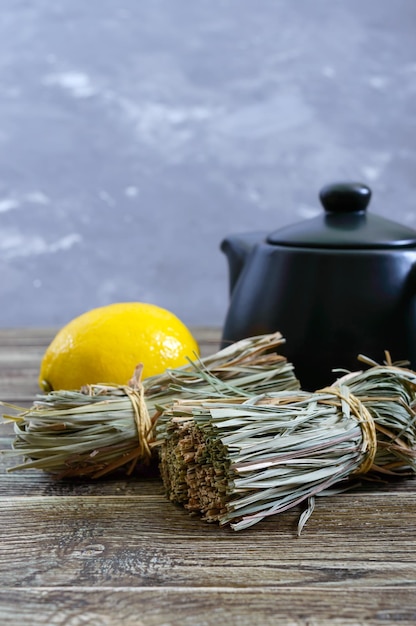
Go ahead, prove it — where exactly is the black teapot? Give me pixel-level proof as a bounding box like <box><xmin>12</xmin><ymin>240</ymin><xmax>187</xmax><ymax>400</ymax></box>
<box><xmin>221</xmin><ymin>182</ymin><xmax>416</xmax><ymax>390</ymax></box>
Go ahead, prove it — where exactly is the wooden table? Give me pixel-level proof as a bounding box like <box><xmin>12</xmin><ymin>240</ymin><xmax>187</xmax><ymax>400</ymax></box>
<box><xmin>1</xmin><ymin>328</ymin><xmax>416</xmax><ymax>625</ymax></box>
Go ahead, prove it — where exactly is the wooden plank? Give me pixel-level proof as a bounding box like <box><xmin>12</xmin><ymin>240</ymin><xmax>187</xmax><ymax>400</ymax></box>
<box><xmin>0</xmin><ymin>328</ymin><xmax>57</xmax><ymax>346</ymax></box>
<box><xmin>0</xmin><ymin>326</ymin><xmax>415</xmax><ymax>626</ymax></box>
<box><xmin>0</xmin><ymin>449</ymin><xmax>165</xmax><ymax>495</ymax></box>
<box><xmin>0</xmin><ymin>369</ymin><xmax>41</xmax><ymax>403</ymax></box>
<box><xmin>0</xmin><ymin>326</ymin><xmax>221</xmax><ymax>404</ymax></box>
<box><xmin>0</xmin><ymin>587</ymin><xmax>416</xmax><ymax>626</ymax></box>
<box><xmin>0</xmin><ymin>327</ymin><xmax>221</xmax><ymax>350</ymax></box>
<box><xmin>1</xmin><ymin>469</ymin><xmax>414</xmax><ymax>498</ymax></box>
<box><xmin>0</xmin><ymin>328</ymin><xmax>220</xmax><ymax>368</ymax></box>
<box><xmin>1</xmin><ymin>432</ymin><xmax>416</xmax><ymax>496</ymax></box>
<box><xmin>1</xmin><ymin>494</ymin><xmax>416</xmax><ymax>588</ymax></box>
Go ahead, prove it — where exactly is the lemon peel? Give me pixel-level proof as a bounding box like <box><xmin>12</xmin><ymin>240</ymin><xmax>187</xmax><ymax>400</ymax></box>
<box><xmin>39</xmin><ymin>302</ymin><xmax>199</xmax><ymax>391</ymax></box>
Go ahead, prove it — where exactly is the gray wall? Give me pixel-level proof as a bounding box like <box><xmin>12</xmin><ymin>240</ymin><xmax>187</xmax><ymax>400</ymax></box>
<box><xmin>1</xmin><ymin>0</ymin><xmax>415</xmax><ymax>328</ymax></box>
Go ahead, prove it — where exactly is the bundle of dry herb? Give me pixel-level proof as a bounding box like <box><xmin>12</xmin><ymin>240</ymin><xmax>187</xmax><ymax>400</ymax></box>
<box><xmin>159</xmin><ymin>360</ymin><xmax>416</xmax><ymax>533</ymax></box>
<box><xmin>1</xmin><ymin>332</ymin><xmax>299</xmax><ymax>478</ymax></box>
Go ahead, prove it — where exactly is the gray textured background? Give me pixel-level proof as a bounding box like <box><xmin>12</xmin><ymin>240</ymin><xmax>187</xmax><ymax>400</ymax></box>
<box><xmin>0</xmin><ymin>0</ymin><xmax>415</xmax><ymax>328</ymax></box>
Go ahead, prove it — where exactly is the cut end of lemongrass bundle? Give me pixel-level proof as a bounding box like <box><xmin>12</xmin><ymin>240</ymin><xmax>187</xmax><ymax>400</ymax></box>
<box><xmin>1</xmin><ymin>331</ymin><xmax>299</xmax><ymax>479</ymax></box>
<box><xmin>160</xmin><ymin>361</ymin><xmax>416</xmax><ymax>533</ymax></box>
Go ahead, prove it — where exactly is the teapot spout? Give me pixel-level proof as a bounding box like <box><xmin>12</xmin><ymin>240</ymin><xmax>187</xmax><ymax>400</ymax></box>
<box><xmin>221</xmin><ymin>232</ymin><xmax>266</xmax><ymax>295</ymax></box>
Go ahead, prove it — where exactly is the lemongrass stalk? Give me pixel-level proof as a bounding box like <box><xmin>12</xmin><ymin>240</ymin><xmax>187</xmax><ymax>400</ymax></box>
<box><xmin>333</xmin><ymin>359</ymin><xmax>416</xmax><ymax>474</ymax></box>
<box><xmin>160</xmin><ymin>363</ymin><xmax>416</xmax><ymax>533</ymax></box>
<box><xmin>1</xmin><ymin>332</ymin><xmax>299</xmax><ymax>478</ymax></box>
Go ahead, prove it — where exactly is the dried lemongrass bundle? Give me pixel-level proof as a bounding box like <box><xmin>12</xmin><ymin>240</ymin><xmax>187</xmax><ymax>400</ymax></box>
<box><xmin>333</xmin><ymin>356</ymin><xmax>416</xmax><ymax>475</ymax></box>
<box><xmin>1</xmin><ymin>332</ymin><xmax>299</xmax><ymax>478</ymax></box>
<box><xmin>160</xmin><ymin>362</ymin><xmax>416</xmax><ymax>532</ymax></box>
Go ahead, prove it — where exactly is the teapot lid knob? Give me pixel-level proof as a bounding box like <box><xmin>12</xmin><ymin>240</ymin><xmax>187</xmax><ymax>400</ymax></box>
<box><xmin>319</xmin><ymin>182</ymin><xmax>371</xmax><ymax>214</ymax></box>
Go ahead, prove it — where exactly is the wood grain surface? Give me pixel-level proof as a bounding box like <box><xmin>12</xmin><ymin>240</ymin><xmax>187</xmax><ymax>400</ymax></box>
<box><xmin>1</xmin><ymin>328</ymin><xmax>416</xmax><ymax>625</ymax></box>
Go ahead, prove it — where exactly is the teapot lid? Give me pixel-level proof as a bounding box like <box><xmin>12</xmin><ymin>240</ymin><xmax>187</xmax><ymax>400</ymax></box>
<box><xmin>266</xmin><ymin>182</ymin><xmax>416</xmax><ymax>249</ymax></box>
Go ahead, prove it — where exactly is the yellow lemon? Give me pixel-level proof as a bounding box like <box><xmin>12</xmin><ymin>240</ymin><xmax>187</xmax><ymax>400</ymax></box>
<box><xmin>39</xmin><ymin>302</ymin><xmax>199</xmax><ymax>391</ymax></box>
